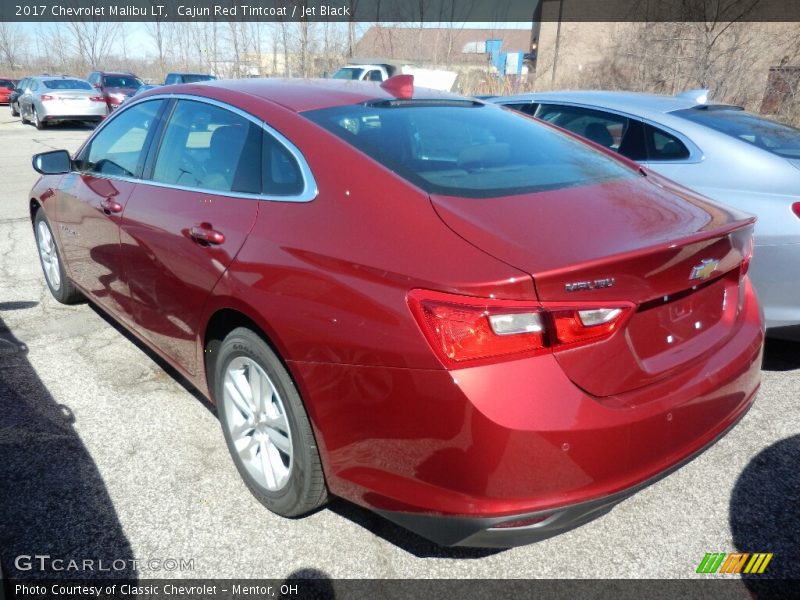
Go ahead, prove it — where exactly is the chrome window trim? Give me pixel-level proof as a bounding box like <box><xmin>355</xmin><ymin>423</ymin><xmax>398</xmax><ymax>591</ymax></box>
<box><xmin>74</xmin><ymin>92</ymin><xmax>319</xmax><ymax>203</ymax></box>
<box><xmin>502</xmin><ymin>99</ymin><xmax>705</xmax><ymax>165</ymax></box>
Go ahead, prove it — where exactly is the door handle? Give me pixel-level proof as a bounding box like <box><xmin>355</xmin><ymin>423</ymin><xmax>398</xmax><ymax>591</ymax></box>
<box><xmin>101</xmin><ymin>198</ymin><xmax>123</xmax><ymax>214</ymax></box>
<box><xmin>190</xmin><ymin>224</ymin><xmax>225</xmax><ymax>245</ymax></box>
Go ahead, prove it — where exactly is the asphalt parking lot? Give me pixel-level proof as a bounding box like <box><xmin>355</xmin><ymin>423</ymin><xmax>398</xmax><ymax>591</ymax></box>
<box><xmin>0</xmin><ymin>115</ymin><xmax>798</xmax><ymax>585</ymax></box>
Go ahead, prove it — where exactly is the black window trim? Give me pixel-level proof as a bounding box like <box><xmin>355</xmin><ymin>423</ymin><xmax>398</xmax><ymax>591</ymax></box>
<box><xmin>72</xmin><ymin>93</ymin><xmax>318</xmax><ymax>203</ymax></box>
<box><xmin>529</xmin><ymin>100</ymin><xmax>705</xmax><ymax>164</ymax></box>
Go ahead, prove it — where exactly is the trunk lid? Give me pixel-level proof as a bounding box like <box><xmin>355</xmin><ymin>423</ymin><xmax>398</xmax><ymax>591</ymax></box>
<box><xmin>431</xmin><ymin>175</ymin><xmax>755</xmax><ymax>397</ymax></box>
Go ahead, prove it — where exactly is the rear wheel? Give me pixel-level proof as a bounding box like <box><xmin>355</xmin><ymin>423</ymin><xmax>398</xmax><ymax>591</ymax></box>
<box><xmin>10</xmin><ymin>102</ymin><xmax>19</xmax><ymax>117</ymax></box>
<box><xmin>33</xmin><ymin>107</ymin><xmax>45</xmax><ymax>130</ymax></box>
<box><xmin>34</xmin><ymin>210</ymin><xmax>82</xmax><ymax>304</ymax></box>
<box><xmin>20</xmin><ymin>104</ymin><xmax>28</xmax><ymax>124</ymax></box>
<box><xmin>214</xmin><ymin>327</ymin><xmax>327</xmax><ymax>517</ymax></box>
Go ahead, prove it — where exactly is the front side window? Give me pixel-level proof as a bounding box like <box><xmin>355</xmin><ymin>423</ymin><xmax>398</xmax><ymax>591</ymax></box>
<box><xmin>151</xmin><ymin>100</ymin><xmax>261</xmax><ymax>193</ymax></box>
<box><xmin>79</xmin><ymin>100</ymin><xmax>164</xmax><ymax>177</ymax></box>
<box><xmin>304</xmin><ymin>102</ymin><xmax>636</xmax><ymax>198</ymax></box>
<box><xmin>333</xmin><ymin>68</ymin><xmax>364</xmax><ymax>80</ymax></box>
<box><xmin>672</xmin><ymin>107</ymin><xmax>800</xmax><ymax>159</ymax></box>
<box><xmin>504</xmin><ymin>102</ymin><xmax>538</xmax><ymax>116</ymax></box>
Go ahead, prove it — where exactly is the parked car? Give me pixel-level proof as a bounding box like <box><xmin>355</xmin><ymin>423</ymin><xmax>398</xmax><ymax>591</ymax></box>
<box><xmin>124</xmin><ymin>84</ymin><xmax>161</xmax><ymax>103</ymax></box>
<box><xmin>8</xmin><ymin>77</ymin><xmax>30</xmax><ymax>116</ymax></box>
<box><xmin>18</xmin><ymin>76</ymin><xmax>107</xmax><ymax>129</ymax></box>
<box><xmin>332</xmin><ymin>61</ymin><xmax>458</xmax><ymax>91</ymax></box>
<box><xmin>29</xmin><ymin>78</ymin><xmax>763</xmax><ymax>547</ymax></box>
<box><xmin>0</xmin><ymin>77</ymin><xmax>15</xmax><ymax>104</ymax></box>
<box><xmin>86</xmin><ymin>70</ymin><xmax>143</xmax><ymax>111</ymax></box>
<box><xmin>492</xmin><ymin>90</ymin><xmax>800</xmax><ymax>339</ymax></box>
<box><xmin>164</xmin><ymin>72</ymin><xmax>216</xmax><ymax>85</ymax></box>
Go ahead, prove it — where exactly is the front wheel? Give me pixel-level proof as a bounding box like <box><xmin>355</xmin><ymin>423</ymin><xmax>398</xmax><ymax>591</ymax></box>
<box><xmin>214</xmin><ymin>328</ymin><xmax>327</xmax><ymax>517</ymax></box>
<box><xmin>34</xmin><ymin>210</ymin><xmax>82</xmax><ymax>304</ymax></box>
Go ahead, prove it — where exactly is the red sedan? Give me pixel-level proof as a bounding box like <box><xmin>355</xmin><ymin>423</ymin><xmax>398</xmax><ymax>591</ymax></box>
<box><xmin>0</xmin><ymin>77</ymin><xmax>15</xmax><ymax>104</ymax></box>
<box><xmin>29</xmin><ymin>78</ymin><xmax>763</xmax><ymax>547</ymax></box>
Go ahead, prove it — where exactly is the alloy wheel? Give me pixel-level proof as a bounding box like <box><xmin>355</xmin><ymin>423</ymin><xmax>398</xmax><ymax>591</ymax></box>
<box><xmin>37</xmin><ymin>220</ymin><xmax>61</xmax><ymax>290</ymax></box>
<box><xmin>222</xmin><ymin>356</ymin><xmax>293</xmax><ymax>491</ymax></box>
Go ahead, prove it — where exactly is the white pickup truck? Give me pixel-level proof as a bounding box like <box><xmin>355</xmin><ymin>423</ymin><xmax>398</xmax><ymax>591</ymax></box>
<box><xmin>332</xmin><ymin>62</ymin><xmax>458</xmax><ymax>92</ymax></box>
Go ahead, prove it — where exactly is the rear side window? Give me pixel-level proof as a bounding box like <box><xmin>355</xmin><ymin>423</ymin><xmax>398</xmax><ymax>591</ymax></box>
<box><xmin>79</xmin><ymin>100</ymin><xmax>164</xmax><ymax>177</ymax></box>
<box><xmin>644</xmin><ymin>124</ymin><xmax>690</xmax><ymax>160</ymax></box>
<box><xmin>536</xmin><ymin>104</ymin><xmax>629</xmax><ymax>151</ymax></box>
<box><xmin>503</xmin><ymin>102</ymin><xmax>538</xmax><ymax>116</ymax></box>
<box><xmin>151</xmin><ymin>100</ymin><xmax>261</xmax><ymax>194</ymax></box>
<box><xmin>304</xmin><ymin>102</ymin><xmax>636</xmax><ymax>198</ymax></box>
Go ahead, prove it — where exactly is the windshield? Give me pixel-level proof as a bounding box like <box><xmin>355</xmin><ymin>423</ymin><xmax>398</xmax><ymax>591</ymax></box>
<box><xmin>42</xmin><ymin>79</ymin><xmax>93</xmax><ymax>90</ymax></box>
<box><xmin>332</xmin><ymin>68</ymin><xmax>364</xmax><ymax>80</ymax></box>
<box><xmin>672</xmin><ymin>108</ymin><xmax>800</xmax><ymax>159</ymax></box>
<box><xmin>303</xmin><ymin>102</ymin><xmax>637</xmax><ymax>198</ymax></box>
<box><xmin>103</xmin><ymin>76</ymin><xmax>143</xmax><ymax>89</ymax></box>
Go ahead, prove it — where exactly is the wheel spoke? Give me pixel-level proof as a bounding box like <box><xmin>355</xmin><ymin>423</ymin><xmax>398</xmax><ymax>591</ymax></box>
<box><xmin>224</xmin><ymin>372</ymin><xmax>254</xmax><ymax>419</ymax></box>
<box><xmin>249</xmin><ymin>364</ymin><xmax>263</xmax><ymax>412</ymax></box>
<box><xmin>265</xmin><ymin>411</ymin><xmax>288</xmax><ymax>433</ymax></box>
<box><xmin>230</xmin><ymin>421</ymin><xmax>254</xmax><ymax>440</ymax></box>
<box><xmin>259</xmin><ymin>441</ymin><xmax>276</xmax><ymax>489</ymax></box>
<box><xmin>267</xmin><ymin>428</ymin><xmax>291</xmax><ymax>455</ymax></box>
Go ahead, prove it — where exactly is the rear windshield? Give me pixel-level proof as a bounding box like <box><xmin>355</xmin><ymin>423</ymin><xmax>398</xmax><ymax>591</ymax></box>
<box><xmin>332</xmin><ymin>68</ymin><xmax>364</xmax><ymax>80</ymax></box>
<box><xmin>103</xmin><ymin>75</ymin><xmax>142</xmax><ymax>88</ymax></box>
<box><xmin>0</xmin><ymin>79</ymin><xmax>13</xmax><ymax>89</ymax></box>
<box><xmin>42</xmin><ymin>79</ymin><xmax>93</xmax><ymax>90</ymax></box>
<box><xmin>303</xmin><ymin>102</ymin><xmax>636</xmax><ymax>197</ymax></box>
<box><xmin>672</xmin><ymin>108</ymin><xmax>800</xmax><ymax>159</ymax></box>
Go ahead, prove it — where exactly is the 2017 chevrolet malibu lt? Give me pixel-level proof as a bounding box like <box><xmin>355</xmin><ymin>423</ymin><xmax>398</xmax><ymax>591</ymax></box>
<box><xmin>492</xmin><ymin>90</ymin><xmax>800</xmax><ymax>339</ymax></box>
<box><xmin>29</xmin><ymin>78</ymin><xmax>763</xmax><ymax>547</ymax></box>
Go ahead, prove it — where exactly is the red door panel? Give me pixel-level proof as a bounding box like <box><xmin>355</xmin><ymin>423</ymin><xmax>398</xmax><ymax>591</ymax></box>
<box><xmin>119</xmin><ymin>186</ymin><xmax>258</xmax><ymax>374</ymax></box>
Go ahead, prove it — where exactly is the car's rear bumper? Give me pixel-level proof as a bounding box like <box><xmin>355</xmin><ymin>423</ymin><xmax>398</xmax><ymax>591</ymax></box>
<box><xmin>41</xmin><ymin>105</ymin><xmax>107</xmax><ymax>121</ymax></box>
<box><xmin>751</xmin><ymin>242</ymin><xmax>800</xmax><ymax>330</ymax></box>
<box><xmin>291</xmin><ymin>278</ymin><xmax>763</xmax><ymax>546</ymax></box>
<box><xmin>375</xmin><ymin>385</ymin><xmax>757</xmax><ymax>547</ymax></box>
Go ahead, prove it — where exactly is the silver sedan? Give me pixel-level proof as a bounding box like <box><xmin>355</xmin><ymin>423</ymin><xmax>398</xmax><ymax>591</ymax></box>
<box><xmin>492</xmin><ymin>90</ymin><xmax>800</xmax><ymax>338</ymax></box>
<box><xmin>18</xmin><ymin>76</ymin><xmax>108</xmax><ymax>129</ymax></box>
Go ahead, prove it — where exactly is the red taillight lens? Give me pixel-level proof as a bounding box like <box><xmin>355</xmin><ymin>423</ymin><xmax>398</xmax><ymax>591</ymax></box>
<box><xmin>40</xmin><ymin>94</ymin><xmax>54</xmax><ymax>101</ymax></box>
<box><xmin>89</xmin><ymin>96</ymin><xmax>105</xmax><ymax>102</ymax></box>
<box><xmin>551</xmin><ymin>308</ymin><xmax>627</xmax><ymax>345</ymax></box>
<box><xmin>407</xmin><ymin>290</ymin><xmax>546</xmax><ymax>366</ymax></box>
<box><xmin>408</xmin><ymin>290</ymin><xmax>631</xmax><ymax>368</ymax></box>
<box><xmin>741</xmin><ymin>235</ymin><xmax>755</xmax><ymax>276</ymax></box>
<box><xmin>793</xmin><ymin>202</ymin><xmax>800</xmax><ymax>218</ymax></box>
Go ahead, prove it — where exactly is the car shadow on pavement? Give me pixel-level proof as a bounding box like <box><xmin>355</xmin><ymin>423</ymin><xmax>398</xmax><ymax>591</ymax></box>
<box><xmin>87</xmin><ymin>304</ymin><xmax>217</xmax><ymax>416</ymax></box>
<box><xmin>761</xmin><ymin>338</ymin><xmax>800</xmax><ymax>372</ymax></box>
<box><xmin>327</xmin><ymin>498</ymin><xmax>503</xmax><ymax>559</ymax></box>
<box><xmin>0</xmin><ymin>308</ymin><xmax>138</xmax><ymax>580</ymax></box>
<box><xmin>730</xmin><ymin>434</ymin><xmax>799</xmax><ymax>596</ymax></box>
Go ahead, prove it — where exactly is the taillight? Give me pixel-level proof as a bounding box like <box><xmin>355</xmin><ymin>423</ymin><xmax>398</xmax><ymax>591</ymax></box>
<box><xmin>89</xmin><ymin>96</ymin><xmax>105</xmax><ymax>102</ymax></box>
<box><xmin>793</xmin><ymin>202</ymin><xmax>800</xmax><ymax>218</ymax></box>
<box><xmin>741</xmin><ymin>235</ymin><xmax>755</xmax><ymax>276</ymax></box>
<box><xmin>40</xmin><ymin>94</ymin><xmax>54</xmax><ymax>101</ymax></box>
<box><xmin>407</xmin><ymin>290</ymin><xmax>631</xmax><ymax>368</ymax></box>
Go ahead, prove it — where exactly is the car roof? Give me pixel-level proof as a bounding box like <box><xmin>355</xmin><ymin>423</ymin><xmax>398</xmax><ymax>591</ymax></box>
<box><xmin>161</xmin><ymin>77</ymin><xmax>463</xmax><ymax>113</ymax></box>
<box><xmin>496</xmin><ymin>90</ymin><xmax>710</xmax><ymax>120</ymax></box>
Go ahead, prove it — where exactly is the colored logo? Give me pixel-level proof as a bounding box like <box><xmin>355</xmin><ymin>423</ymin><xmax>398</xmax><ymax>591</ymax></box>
<box><xmin>696</xmin><ymin>552</ymin><xmax>773</xmax><ymax>574</ymax></box>
<box><xmin>690</xmin><ymin>258</ymin><xmax>720</xmax><ymax>281</ymax></box>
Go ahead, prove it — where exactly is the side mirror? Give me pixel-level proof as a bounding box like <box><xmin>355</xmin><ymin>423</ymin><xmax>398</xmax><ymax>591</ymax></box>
<box><xmin>32</xmin><ymin>150</ymin><xmax>72</xmax><ymax>175</ymax></box>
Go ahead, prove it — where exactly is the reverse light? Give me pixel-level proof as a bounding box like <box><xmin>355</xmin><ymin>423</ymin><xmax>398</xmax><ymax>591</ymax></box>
<box><xmin>408</xmin><ymin>290</ymin><xmax>631</xmax><ymax>368</ymax></box>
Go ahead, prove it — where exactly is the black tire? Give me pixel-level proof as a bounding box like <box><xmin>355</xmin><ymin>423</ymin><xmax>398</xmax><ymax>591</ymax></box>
<box><xmin>20</xmin><ymin>105</ymin><xmax>28</xmax><ymax>124</ymax></box>
<box><xmin>33</xmin><ymin>107</ymin><xmax>45</xmax><ymax>130</ymax></box>
<box><xmin>214</xmin><ymin>327</ymin><xmax>327</xmax><ymax>517</ymax></box>
<box><xmin>33</xmin><ymin>210</ymin><xmax>83</xmax><ymax>304</ymax></box>
<box><xmin>11</xmin><ymin>102</ymin><xmax>19</xmax><ymax>117</ymax></box>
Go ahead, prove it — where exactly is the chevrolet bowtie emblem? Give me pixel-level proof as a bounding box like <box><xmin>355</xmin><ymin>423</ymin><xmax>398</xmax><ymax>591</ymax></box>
<box><xmin>690</xmin><ymin>259</ymin><xmax>720</xmax><ymax>281</ymax></box>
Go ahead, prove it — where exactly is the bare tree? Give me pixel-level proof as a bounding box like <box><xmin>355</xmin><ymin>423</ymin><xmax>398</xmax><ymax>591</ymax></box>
<box><xmin>0</xmin><ymin>23</ymin><xmax>25</xmax><ymax>72</ymax></box>
<box><xmin>66</xmin><ymin>21</ymin><xmax>120</xmax><ymax>69</ymax></box>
